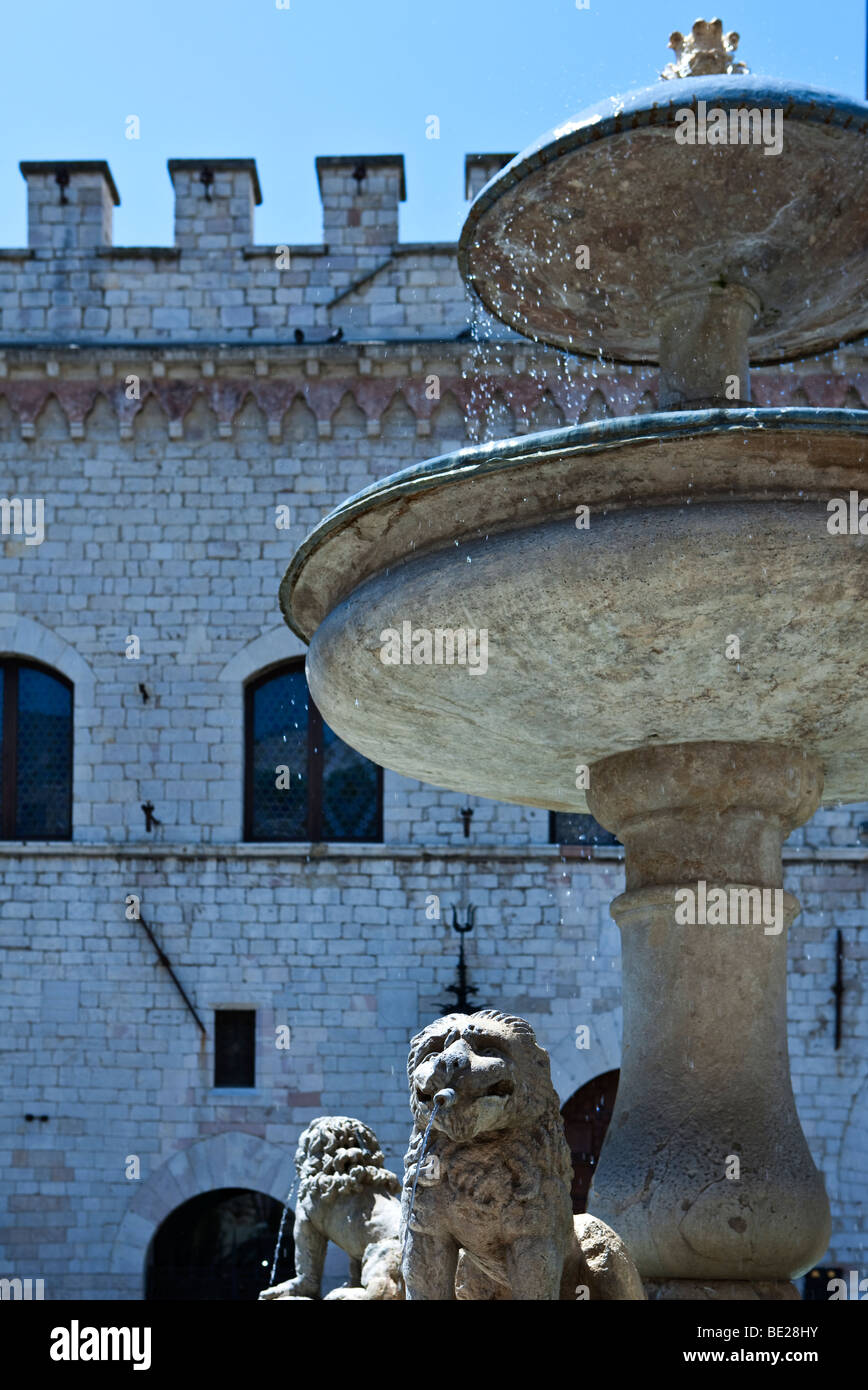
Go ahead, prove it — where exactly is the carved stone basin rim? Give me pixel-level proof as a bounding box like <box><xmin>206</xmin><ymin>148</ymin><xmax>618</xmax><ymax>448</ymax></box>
<box><xmin>281</xmin><ymin>406</ymin><xmax>868</xmax><ymax>644</ymax></box>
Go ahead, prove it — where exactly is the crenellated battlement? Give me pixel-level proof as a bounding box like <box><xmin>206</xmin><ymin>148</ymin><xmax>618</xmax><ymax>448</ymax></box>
<box><xmin>167</xmin><ymin>159</ymin><xmax>262</xmax><ymax>252</ymax></box>
<box><xmin>0</xmin><ymin>154</ymin><xmax>516</xmax><ymax>345</ymax></box>
<box><xmin>19</xmin><ymin>160</ymin><xmax>120</xmax><ymax>251</ymax></box>
<box><xmin>2</xmin><ymin>149</ymin><xmax>865</xmax><ymax>397</ymax></box>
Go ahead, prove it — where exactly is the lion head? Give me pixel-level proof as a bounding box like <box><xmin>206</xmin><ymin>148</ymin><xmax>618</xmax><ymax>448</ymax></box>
<box><xmin>407</xmin><ymin>1010</ymin><xmax>562</xmax><ymax>1145</ymax></box>
<box><xmin>294</xmin><ymin>1116</ymin><xmax>401</xmax><ymax>1205</ymax></box>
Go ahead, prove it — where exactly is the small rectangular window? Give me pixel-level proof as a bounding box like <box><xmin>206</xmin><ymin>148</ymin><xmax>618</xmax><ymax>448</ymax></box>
<box><xmin>214</xmin><ymin>1010</ymin><xmax>256</xmax><ymax>1088</ymax></box>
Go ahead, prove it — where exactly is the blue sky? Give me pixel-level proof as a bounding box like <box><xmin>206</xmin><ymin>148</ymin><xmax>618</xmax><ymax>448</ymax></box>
<box><xmin>0</xmin><ymin>0</ymin><xmax>864</xmax><ymax>249</ymax></box>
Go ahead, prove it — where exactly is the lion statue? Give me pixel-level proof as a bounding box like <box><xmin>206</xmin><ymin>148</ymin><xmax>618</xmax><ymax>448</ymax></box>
<box><xmin>259</xmin><ymin>1116</ymin><xmax>404</xmax><ymax>1301</ymax></box>
<box><xmin>402</xmin><ymin>1010</ymin><xmax>645</xmax><ymax>1301</ymax></box>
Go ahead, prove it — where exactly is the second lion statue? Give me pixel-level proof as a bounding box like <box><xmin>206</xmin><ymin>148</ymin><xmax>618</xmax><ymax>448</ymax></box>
<box><xmin>260</xmin><ymin>1115</ymin><xmax>404</xmax><ymax>1301</ymax></box>
<box><xmin>402</xmin><ymin>1009</ymin><xmax>645</xmax><ymax>1301</ymax></box>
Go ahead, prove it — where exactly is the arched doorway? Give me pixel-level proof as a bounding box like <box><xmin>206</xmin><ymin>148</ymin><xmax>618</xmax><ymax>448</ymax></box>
<box><xmin>561</xmin><ymin>1069</ymin><xmax>620</xmax><ymax>1213</ymax></box>
<box><xmin>145</xmin><ymin>1188</ymin><xmax>295</xmax><ymax>1300</ymax></box>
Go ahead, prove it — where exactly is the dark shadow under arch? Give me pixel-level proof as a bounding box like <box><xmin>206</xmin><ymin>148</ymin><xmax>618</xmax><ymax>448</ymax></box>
<box><xmin>144</xmin><ymin>1187</ymin><xmax>295</xmax><ymax>1301</ymax></box>
<box><xmin>561</xmin><ymin>1069</ymin><xmax>620</xmax><ymax>1213</ymax></box>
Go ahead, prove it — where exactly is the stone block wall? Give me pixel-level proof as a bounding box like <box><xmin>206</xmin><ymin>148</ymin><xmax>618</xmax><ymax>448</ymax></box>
<box><xmin>0</xmin><ymin>848</ymin><xmax>865</xmax><ymax>1297</ymax></box>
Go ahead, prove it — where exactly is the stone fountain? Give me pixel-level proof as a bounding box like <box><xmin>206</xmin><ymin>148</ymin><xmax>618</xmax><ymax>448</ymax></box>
<box><xmin>280</xmin><ymin>22</ymin><xmax>868</xmax><ymax>1299</ymax></box>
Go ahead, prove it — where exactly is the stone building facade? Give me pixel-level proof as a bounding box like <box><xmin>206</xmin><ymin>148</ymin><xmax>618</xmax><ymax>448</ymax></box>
<box><xmin>0</xmin><ymin>153</ymin><xmax>865</xmax><ymax>1299</ymax></box>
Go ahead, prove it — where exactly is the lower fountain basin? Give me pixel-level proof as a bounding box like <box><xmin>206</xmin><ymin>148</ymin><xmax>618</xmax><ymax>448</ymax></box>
<box><xmin>281</xmin><ymin>410</ymin><xmax>868</xmax><ymax>809</ymax></box>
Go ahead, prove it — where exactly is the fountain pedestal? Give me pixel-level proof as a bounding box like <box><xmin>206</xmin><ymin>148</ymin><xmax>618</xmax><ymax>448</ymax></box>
<box><xmin>656</xmin><ymin>284</ymin><xmax>759</xmax><ymax>408</ymax></box>
<box><xmin>280</xmin><ymin>26</ymin><xmax>867</xmax><ymax>1299</ymax></box>
<box><xmin>586</xmin><ymin>742</ymin><xmax>831</xmax><ymax>1298</ymax></box>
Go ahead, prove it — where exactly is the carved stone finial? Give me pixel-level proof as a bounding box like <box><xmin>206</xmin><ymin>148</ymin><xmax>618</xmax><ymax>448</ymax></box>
<box><xmin>661</xmin><ymin>17</ymin><xmax>749</xmax><ymax>79</ymax></box>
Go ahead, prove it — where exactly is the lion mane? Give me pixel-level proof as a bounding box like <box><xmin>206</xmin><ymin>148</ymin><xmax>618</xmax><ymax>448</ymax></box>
<box><xmin>295</xmin><ymin>1116</ymin><xmax>401</xmax><ymax>1205</ymax></box>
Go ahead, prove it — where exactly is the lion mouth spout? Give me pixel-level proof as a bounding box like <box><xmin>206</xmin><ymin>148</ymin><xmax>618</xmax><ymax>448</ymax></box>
<box><xmin>417</xmin><ymin>1077</ymin><xmax>513</xmax><ymax>1108</ymax></box>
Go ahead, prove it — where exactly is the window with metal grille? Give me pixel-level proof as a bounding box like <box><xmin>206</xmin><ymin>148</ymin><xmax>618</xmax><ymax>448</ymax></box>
<box><xmin>549</xmin><ymin>811</ymin><xmax>619</xmax><ymax>846</ymax></box>
<box><xmin>214</xmin><ymin>1010</ymin><xmax>256</xmax><ymax>1088</ymax></box>
<box><xmin>244</xmin><ymin>662</ymin><xmax>382</xmax><ymax>843</ymax></box>
<box><xmin>0</xmin><ymin>660</ymin><xmax>73</xmax><ymax>840</ymax></box>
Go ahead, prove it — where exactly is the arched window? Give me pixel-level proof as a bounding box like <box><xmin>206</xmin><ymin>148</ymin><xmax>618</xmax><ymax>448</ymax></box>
<box><xmin>244</xmin><ymin>661</ymin><xmax>382</xmax><ymax>843</ymax></box>
<box><xmin>0</xmin><ymin>659</ymin><xmax>73</xmax><ymax>840</ymax></box>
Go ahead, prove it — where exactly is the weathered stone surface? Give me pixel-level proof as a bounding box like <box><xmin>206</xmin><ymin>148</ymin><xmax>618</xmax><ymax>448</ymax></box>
<box><xmin>459</xmin><ymin>79</ymin><xmax>868</xmax><ymax>363</ymax></box>
<box><xmin>284</xmin><ymin>410</ymin><xmax>868</xmax><ymax>645</ymax></box>
<box><xmin>299</xmin><ymin>480</ymin><xmax>868</xmax><ymax>810</ymax></box>
<box><xmin>657</xmin><ymin>284</ymin><xmax>759</xmax><ymax>408</ymax></box>
<box><xmin>402</xmin><ymin>1010</ymin><xmax>644</xmax><ymax>1300</ymax></box>
<box><xmin>587</xmin><ymin>741</ymin><xmax>824</xmax><ymax>892</ymax></box>
<box><xmin>587</xmin><ymin>742</ymin><xmax>831</xmax><ymax>1287</ymax></box>
<box><xmin>644</xmin><ymin>1279</ymin><xmax>801</xmax><ymax>1300</ymax></box>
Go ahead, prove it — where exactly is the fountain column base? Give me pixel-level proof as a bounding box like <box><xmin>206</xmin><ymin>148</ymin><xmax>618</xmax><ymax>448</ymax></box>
<box><xmin>586</xmin><ymin>742</ymin><xmax>831</xmax><ymax>1299</ymax></box>
<box><xmin>644</xmin><ymin>1279</ymin><xmax>801</xmax><ymax>1301</ymax></box>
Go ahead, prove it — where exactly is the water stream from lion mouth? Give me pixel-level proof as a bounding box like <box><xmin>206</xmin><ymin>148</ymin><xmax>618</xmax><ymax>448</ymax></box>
<box><xmin>402</xmin><ymin>1088</ymin><xmax>455</xmax><ymax>1259</ymax></box>
<box><xmin>268</xmin><ymin>1178</ymin><xmax>297</xmax><ymax>1287</ymax></box>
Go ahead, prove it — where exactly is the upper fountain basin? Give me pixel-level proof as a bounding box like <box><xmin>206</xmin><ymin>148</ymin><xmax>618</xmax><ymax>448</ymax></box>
<box><xmin>281</xmin><ymin>408</ymin><xmax>868</xmax><ymax>810</ymax></box>
<box><xmin>458</xmin><ymin>75</ymin><xmax>868</xmax><ymax>362</ymax></box>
